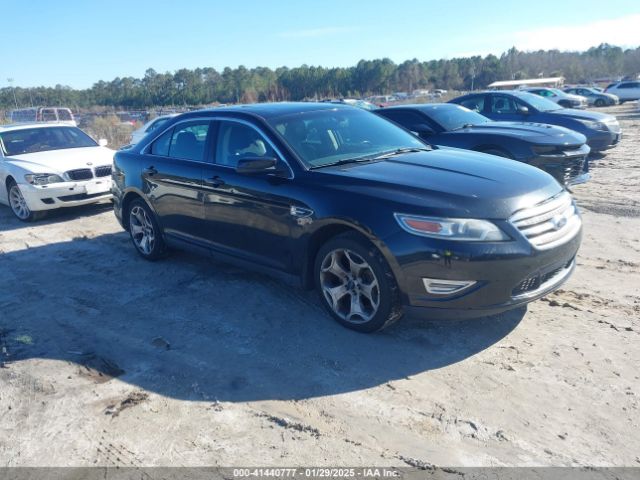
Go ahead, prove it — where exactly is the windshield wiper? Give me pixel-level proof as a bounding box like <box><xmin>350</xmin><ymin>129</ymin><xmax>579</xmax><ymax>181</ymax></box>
<box><xmin>309</xmin><ymin>147</ymin><xmax>431</xmax><ymax>170</ymax></box>
<box><xmin>371</xmin><ymin>146</ymin><xmax>432</xmax><ymax>159</ymax></box>
<box><xmin>452</xmin><ymin>123</ymin><xmax>476</xmax><ymax>131</ymax></box>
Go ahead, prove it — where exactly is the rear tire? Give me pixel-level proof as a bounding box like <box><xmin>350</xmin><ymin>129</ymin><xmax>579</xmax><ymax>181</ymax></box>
<box><xmin>127</xmin><ymin>198</ymin><xmax>166</xmax><ymax>260</ymax></box>
<box><xmin>7</xmin><ymin>180</ymin><xmax>45</xmax><ymax>222</ymax></box>
<box><xmin>314</xmin><ymin>232</ymin><xmax>403</xmax><ymax>333</ymax></box>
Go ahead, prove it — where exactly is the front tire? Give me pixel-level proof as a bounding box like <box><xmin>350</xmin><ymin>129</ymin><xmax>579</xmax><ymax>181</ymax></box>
<box><xmin>7</xmin><ymin>180</ymin><xmax>44</xmax><ymax>222</ymax></box>
<box><xmin>594</xmin><ymin>99</ymin><xmax>605</xmax><ymax>107</ymax></box>
<box><xmin>314</xmin><ymin>232</ymin><xmax>402</xmax><ymax>332</ymax></box>
<box><xmin>127</xmin><ymin>198</ymin><xmax>166</xmax><ymax>260</ymax></box>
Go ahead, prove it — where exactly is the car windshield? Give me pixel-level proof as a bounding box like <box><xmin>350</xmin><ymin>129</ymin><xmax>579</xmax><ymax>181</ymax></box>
<box><xmin>516</xmin><ymin>92</ymin><xmax>563</xmax><ymax>112</ymax></box>
<box><xmin>0</xmin><ymin>126</ymin><xmax>97</xmax><ymax>156</ymax></box>
<box><xmin>422</xmin><ymin>104</ymin><xmax>490</xmax><ymax>131</ymax></box>
<box><xmin>267</xmin><ymin>107</ymin><xmax>426</xmax><ymax>168</ymax></box>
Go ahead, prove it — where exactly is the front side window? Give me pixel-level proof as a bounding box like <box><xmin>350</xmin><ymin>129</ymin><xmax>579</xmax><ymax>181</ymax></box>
<box><xmin>0</xmin><ymin>127</ymin><xmax>97</xmax><ymax>156</ymax></box>
<box><xmin>215</xmin><ymin>122</ymin><xmax>276</xmax><ymax>167</ymax></box>
<box><xmin>268</xmin><ymin>108</ymin><xmax>425</xmax><ymax>168</ymax></box>
<box><xmin>490</xmin><ymin>96</ymin><xmax>517</xmax><ymax>114</ymax></box>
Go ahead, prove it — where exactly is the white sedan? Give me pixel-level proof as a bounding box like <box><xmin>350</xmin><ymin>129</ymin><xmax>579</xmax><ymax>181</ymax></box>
<box><xmin>0</xmin><ymin>123</ymin><xmax>115</xmax><ymax>221</ymax></box>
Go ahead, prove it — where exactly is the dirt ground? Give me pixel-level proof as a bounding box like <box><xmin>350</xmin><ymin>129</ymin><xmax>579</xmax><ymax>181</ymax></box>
<box><xmin>0</xmin><ymin>104</ymin><xmax>638</xmax><ymax>468</ymax></box>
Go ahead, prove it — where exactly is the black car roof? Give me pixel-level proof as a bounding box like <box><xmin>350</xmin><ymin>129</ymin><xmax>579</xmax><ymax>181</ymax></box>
<box><xmin>186</xmin><ymin>102</ymin><xmax>352</xmax><ymax>120</ymax></box>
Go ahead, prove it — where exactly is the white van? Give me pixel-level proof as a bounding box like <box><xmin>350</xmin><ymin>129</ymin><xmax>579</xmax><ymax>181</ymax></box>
<box><xmin>9</xmin><ymin>107</ymin><xmax>76</xmax><ymax>126</ymax></box>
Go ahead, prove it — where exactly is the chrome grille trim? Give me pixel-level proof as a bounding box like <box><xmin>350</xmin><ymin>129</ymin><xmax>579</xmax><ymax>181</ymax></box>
<box><xmin>510</xmin><ymin>191</ymin><xmax>581</xmax><ymax>250</ymax></box>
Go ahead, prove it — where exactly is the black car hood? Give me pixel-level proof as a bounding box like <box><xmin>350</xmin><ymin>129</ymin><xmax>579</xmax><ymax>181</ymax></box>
<box><xmin>548</xmin><ymin>108</ymin><xmax>616</xmax><ymax>122</ymax></box>
<box><xmin>452</xmin><ymin>121</ymin><xmax>586</xmax><ymax>146</ymax></box>
<box><xmin>318</xmin><ymin>148</ymin><xmax>563</xmax><ymax>219</ymax></box>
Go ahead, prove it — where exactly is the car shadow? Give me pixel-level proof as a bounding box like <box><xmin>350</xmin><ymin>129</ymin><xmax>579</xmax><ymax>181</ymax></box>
<box><xmin>0</xmin><ymin>233</ymin><xmax>525</xmax><ymax>402</ymax></box>
<box><xmin>0</xmin><ymin>201</ymin><xmax>113</xmax><ymax>232</ymax></box>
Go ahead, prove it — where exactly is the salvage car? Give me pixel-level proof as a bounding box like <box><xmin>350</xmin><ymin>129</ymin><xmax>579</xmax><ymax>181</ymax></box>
<box><xmin>522</xmin><ymin>87</ymin><xmax>588</xmax><ymax>109</ymax></box>
<box><xmin>563</xmin><ymin>87</ymin><xmax>619</xmax><ymax>107</ymax></box>
<box><xmin>604</xmin><ymin>81</ymin><xmax>640</xmax><ymax>103</ymax></box>
<box><xmin>0</xmin><ymin>123</ymin><xmax>114</xmax><ymax>221</ymax></box>
<box><xmin>375</xmin><ymin>103</ymin><xmax>590</xmax><ymax>186</ymax></box>
<box><xmin>112</xmin><ymin>103</ymin><xmax>582</xmax><ymax>332</ymax></box>
<box><xmin>450</xmin><ymin>91</ymin><xmax>621</xmax><ymax>153</ymax></box>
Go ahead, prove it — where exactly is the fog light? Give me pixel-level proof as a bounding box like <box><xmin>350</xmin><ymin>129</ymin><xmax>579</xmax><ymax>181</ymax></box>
<box><xmin>422</xmin><ymin>278</ymin><xmax>476</xmax><ymax>295</ymax></box>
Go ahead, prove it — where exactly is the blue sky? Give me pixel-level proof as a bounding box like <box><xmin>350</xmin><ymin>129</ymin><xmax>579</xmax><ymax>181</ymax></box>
<box><xmin>4</xmin><ymin>0</ymin><xmax>639</xmax><ymax>88</ymax></box>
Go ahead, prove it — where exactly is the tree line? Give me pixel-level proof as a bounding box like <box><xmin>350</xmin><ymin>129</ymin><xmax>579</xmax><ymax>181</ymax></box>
<box><xmin>2</xmin><ymin>44</ymin><xmax>639</xmax><ymax>110</ymax></box>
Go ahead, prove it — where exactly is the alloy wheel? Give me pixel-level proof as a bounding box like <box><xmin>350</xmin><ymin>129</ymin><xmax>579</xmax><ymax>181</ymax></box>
<box><xmin>319</xmin><ymin>248</ymin><xmax>380</xmax><ymax>324</ymax></box>
<box><xmin>9</xmin><ymin>185</ymin><xmax>31</xmax><ymax>220</ymax></box>
<box><xmin>130</xmin><ymin>205</ymin><xmax>156</xmax><ymax>255</ymax></box>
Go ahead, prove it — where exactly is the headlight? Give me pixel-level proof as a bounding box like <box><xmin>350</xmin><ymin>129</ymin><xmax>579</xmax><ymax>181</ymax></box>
<box><xmin>24</xmin><ymin>173</ymin><xmax>64</xmax><ymax>185</ymax></box>
<box><xmin>576</xmin><ymin>119</ymin><xmax>608</xmax><ymax>131</ymax></box>
<box><xmin>394</xmin><ymin>213</ymin><xmax>510</xmax><ymax>241</ymax></box>
<box><xmin>532</xmin><ymin>145</ymin><xmax>558</xmax><ymax>154</ymax></box>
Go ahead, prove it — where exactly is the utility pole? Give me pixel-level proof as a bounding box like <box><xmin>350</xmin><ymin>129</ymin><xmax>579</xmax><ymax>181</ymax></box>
<box><xmin>7</xmin><ymin>78</ymin><xmax>18</xmax><ymax>108</ymax></box>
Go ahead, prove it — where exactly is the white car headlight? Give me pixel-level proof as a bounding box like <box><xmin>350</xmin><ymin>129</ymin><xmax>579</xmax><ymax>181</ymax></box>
<box><xmin>576</xmin><ymin>119</ymin><xmax>608</xmax><ymax>131</ymax></box>
<box><xmin>24</xmin><ymin>173</ymin><xmax>64</xmax><ymax>186</ymax></box>
<box><xmin>394</xmin><ymin>214</ymin><xmax>509</xmax><ymax>241</ymax></box>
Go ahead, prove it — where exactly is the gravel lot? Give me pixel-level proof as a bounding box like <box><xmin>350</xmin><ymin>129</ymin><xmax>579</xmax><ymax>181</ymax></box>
<box><xmin>1</xmin><ymin>104</ymin><xmax>638</xmax><ymax>467</ymax></box>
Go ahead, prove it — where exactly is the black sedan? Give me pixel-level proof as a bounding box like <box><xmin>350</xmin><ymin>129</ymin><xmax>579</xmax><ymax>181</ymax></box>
<box><xmin>376</xmin><ymin>103</ymin><xmax>590</xmax><ymax>186</ymax></box>
<box><xmin>113</xmin><ymin>103</ymin><xmax>581</xmax><ymax>332</ymax></box>
<box><xmin>450</xmin><ymin>91</ymin><xmax>621</xmax><ymax>153</ymax></box>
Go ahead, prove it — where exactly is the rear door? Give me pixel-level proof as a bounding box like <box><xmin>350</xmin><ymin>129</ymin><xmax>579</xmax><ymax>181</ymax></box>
<box><xmin>141</xmin><ymin>120</ymin><xmax>213</xmax><ymax>243</ymax></box>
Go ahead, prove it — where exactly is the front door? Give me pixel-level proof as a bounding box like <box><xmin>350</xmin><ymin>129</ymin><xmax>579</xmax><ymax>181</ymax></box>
<box><xmin>201</xmin><ymin>119</ymin><xmax>295</xmax><ymax>271</ymax></box>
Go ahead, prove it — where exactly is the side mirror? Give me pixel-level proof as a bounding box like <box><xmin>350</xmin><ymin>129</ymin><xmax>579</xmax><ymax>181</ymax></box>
<box><xmin>517</xmin><ymin>106</ymin><xmax>529</xmax><ymax>115</ymax></box>
<box><xmin>98</xmin><ymin>138</ymin><xmax>108</xmax><ymax>147</ymax></box>
<box><xmin>410</xmin><ymin>124</ymin><xmax>435</xmax><ymax>136</ymax></box>
<box><xmin>236</xmin><ymin>157</ymin><xmax>279</xmax><ymax>175</ymax></box>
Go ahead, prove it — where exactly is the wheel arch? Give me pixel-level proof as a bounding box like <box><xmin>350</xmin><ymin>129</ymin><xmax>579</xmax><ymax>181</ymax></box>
<box><xmin>300</xmin><ymin>220</ymin><xmax>406</xmax><ymax>298</ymax></box>
<box><xmin>120</xmin><ymin>188</ymin><xmax>156</xmax><ymax>231</ymax></box>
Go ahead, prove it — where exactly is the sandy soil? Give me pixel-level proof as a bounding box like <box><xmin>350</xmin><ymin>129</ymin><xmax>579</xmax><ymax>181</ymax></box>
<box><xmin>0</xmin><ymin>104</ymin><xmax>638</xmax><ymax>468</ymax></box>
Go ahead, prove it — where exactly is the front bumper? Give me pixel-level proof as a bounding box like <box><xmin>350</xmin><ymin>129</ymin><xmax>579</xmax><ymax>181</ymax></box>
<box><xmin>587</xmin><ymin>129</ymin><xmax>621</xmax><ymax>152</ymax></box>
<box><xmin>19</xmin><ymin>178</ymin><xmax>112</xmax><ymax>211</ymax></box>
<box><xmin>384</xmin><ymin>220</ymin><xmax>582</xmax><ymax>320</ymax></box>
<box><xmin>526</xmin><ymin>144</ymin><xmax>590</xmax><ymax>186</ymax></box>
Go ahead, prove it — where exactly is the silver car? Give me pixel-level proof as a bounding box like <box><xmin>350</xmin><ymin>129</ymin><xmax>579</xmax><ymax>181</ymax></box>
<box><xmin>564</xmin><ymin>87</ymin><xmax>619</xmax><ymax>107</ymax></box>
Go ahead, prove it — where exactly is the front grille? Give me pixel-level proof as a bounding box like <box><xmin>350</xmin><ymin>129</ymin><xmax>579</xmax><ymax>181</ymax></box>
<box><xmin>562</xmin><ymin>158</ymin><xmax>586</xmax><ymax>185</ymax></box>
<box><xmin>58</xmin><ymin>192</ymin><xmax>108</xmax><ymax>202</ymax></box>
<box><xmin>67</xmin><ymin>168</ymin><xmax>93</xmax><ymax>181</ymax></box>
<box><xmin>94</xmin><ymin>165</ymin><xmax>112</xmax><ymax>177</ymax></box>
<box><xmin>510</xmin><ymin>191</ymin><xmax>581</xmax><ymax>250</ymax></box>
<box><xmin>512</xmin><ymin>259</ymin><xmax>573</xmax><ymax>296</ymax></box>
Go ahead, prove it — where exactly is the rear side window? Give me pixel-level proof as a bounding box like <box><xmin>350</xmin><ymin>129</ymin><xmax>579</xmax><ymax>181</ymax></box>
<box><xmin>149</xmin><ymin>122</ymin><xmax>210</xmax><ymax>161</ymax></box>
<box><xmin>458</xmin><ymin>96</ymin><xmax>484</xmax><ymax>112</ymax></box>
<box><xmin>150</xmin><ymin>128</ymin><xmax>172</xmax><ymax>156</ymax></box>
<box><xmin>617</xmin><ymin>82</ymin><xmax>639</xmax><ymax>89</ymax></box>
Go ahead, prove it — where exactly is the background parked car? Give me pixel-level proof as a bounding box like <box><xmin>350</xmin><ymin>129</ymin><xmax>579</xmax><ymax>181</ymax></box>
<box><xmin>604</xmin><ymin>81</ymin><xmax>640</xmax><ymax>103</ymax></box>
<box><xmin>376</xmin><ymin>103</ymin><xmax>590</xmax><ymax>186</ymax></box>
<box><xmin>9</xmin><ymin>107</ymin><xmax>76</xmax><ymax>126</ymax></box>
<box><xmin>113</xmin><ymin>103</ymin><xmax>581</xmax><ymax>332</ymax></box>
<box><xmin>130</xmin><ymin>114</ymin><xmax>178</xmax><ymax>145</ymax></box>
<box><xmin>0</xmin><ymin>123</ymin><xmax>114</xmax><ymax>221</ymax></box>
<box><xmin>522</xmin><ymin>87</ymin><xmax>588</xmax><ymax>109</ymax></box>
<box><xmin>563</xmin><ymin>87</ymin><xmax>618</xmax><ymax>107</ymax></box>
<box><xmin>450</xmin><ymin>91</ymin><xmax>621</xmax><ymax>153</ymax></box>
